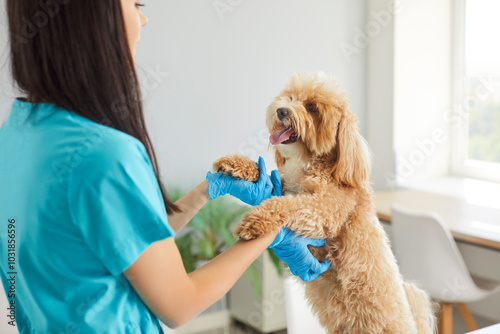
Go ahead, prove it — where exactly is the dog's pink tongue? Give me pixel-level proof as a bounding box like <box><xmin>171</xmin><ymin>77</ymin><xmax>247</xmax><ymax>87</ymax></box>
<box><xmin>270</xmin><ymin>128</ymin><xmax>294</xmax><ymax>145</ymax></box>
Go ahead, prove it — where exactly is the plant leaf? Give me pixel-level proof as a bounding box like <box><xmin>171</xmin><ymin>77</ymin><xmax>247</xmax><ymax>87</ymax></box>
<box><xmin>267</xmin><ymin>248</ymin><xmax>284</xmax><ymax>276</ymax></box>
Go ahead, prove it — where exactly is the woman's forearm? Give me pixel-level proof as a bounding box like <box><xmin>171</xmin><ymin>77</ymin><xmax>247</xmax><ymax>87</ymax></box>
<box><xmin>139</xmin><ymin>232</ymin><xmax>278</xmax><ymax>328</ymax></box>
<box><xmin>167</xmin><ymin>180</ymin><xmax>210</xmax><ymax>232</ymax></box>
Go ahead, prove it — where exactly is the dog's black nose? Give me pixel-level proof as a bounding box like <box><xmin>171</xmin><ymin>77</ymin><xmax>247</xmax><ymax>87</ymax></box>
<box><xmin>277</xmin><ymin>108</ymin><xmax>290</xmax><ymax>121</ymax></box>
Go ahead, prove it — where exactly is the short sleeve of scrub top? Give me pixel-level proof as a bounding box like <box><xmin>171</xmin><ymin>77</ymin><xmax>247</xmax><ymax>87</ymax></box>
<box><xmin>67</xmin><ymin>132</ymin><xmax>176</xmax><ymax>277</ymax></box>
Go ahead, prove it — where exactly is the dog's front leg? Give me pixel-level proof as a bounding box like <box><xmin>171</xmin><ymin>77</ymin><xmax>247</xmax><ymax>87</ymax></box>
<box><xmin>234</xmin><ymin>190</ymin><xmax>357</xmax><ymax>240</ymax></box>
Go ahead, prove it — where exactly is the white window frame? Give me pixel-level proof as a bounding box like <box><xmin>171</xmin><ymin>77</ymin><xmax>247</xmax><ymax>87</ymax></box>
<box><xmin>451</xmin><ymin>0</ymin><xmax>500</xmax><ymax>183</ymax></box>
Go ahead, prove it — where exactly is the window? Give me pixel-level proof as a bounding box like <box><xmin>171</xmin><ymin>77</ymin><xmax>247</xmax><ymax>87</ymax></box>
<box><xmin>452</xmin><ymin>0</ymin><xmax>500</xmax><ymax>182</ymax></box>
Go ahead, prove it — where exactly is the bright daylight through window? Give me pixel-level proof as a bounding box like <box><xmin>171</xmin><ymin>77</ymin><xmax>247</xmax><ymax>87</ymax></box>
<box><xmin>455</xmin><ymin>0</ymin><xmax>500</xmax><ymax>177</ymax></box>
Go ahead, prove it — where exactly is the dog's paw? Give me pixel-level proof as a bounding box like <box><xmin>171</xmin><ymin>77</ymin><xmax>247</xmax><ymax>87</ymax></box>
<box><xmin>234</xmin><ymin>209</ymin><xmax>279</xmax><ymax>240</ymax></box>
<box><xmin>213</xmin><ymin>153</ymin><xmax>260</xmax><ymax>182</ymax></box>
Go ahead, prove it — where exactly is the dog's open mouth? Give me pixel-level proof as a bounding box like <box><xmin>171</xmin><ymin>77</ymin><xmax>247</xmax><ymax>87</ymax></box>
<box><xmin>269</xmin><ymin>127</ymin><xmax>298</xmax><ymax>145</ymax></box>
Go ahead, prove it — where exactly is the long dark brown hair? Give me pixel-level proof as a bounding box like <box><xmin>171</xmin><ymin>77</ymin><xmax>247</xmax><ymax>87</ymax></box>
<box><xmin>7</xmin><ymin>0</ymin><xmax>180</xmax><ymax>214</ymax></box>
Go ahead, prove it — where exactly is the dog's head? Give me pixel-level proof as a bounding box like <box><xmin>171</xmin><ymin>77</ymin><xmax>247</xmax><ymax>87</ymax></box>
<box><xmin>266</xmin><ymin>72</ymin><xmax>372</xmax><ymax>188</ymax></box>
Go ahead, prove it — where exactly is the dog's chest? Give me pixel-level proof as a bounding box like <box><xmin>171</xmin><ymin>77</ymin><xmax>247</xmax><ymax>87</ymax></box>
<box><xmin>280</xmin><ymin>159</ymin><xmax>308</xmax><ymax>195</ymax></box>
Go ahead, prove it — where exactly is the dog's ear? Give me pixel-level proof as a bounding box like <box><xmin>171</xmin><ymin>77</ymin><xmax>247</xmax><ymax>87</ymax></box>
<box><xmin>331</xmin><ymin>113</ymin><xmax>372</xmax><ymax>188</ymax></box>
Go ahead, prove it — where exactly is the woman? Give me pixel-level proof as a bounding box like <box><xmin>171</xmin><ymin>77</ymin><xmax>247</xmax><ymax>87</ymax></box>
<box><xmin>0</xmin><ymin>0</ymin><xmax>330</xmax><ymax>332</ymax></box>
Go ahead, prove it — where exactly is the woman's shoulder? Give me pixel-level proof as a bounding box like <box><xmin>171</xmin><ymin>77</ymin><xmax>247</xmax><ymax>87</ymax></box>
<box><xmin>64</xmin><ymin>110</ymin><xmax>147</xmax><ymax>159</ymax></box>
<box><xmin>12</xmin><ymin>99</ymin><xmax>147</xmax><ymax>161</ymax></box>
<box><xmin>54</xmin><ymin>110</ymin><xmax>150</xmax><ymax>178</ymax></box>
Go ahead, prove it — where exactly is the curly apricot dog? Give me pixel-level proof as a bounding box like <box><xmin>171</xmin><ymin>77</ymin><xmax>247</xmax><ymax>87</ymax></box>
<box><xmin>214</xmin><ymin>72</ymin><xmax>436</xmax><ymax>334</ymax></box>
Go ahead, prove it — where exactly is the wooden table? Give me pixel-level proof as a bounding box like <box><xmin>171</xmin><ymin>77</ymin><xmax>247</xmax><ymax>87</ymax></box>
<box><xmin>375</xmin><ymin>189</ymin><xmax>500</xmax><ymax>251</ymax></box>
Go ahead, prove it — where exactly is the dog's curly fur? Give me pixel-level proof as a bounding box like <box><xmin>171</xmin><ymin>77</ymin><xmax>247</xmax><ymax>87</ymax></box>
<box><xmin>213</xmin><ymin>72</ymin><xmax>437</xmax><ymax>334</ymax></box>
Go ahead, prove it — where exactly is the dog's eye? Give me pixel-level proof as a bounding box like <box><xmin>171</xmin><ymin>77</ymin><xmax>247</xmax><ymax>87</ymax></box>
<box><xmin>305</xmin><ymin>103</ymin><xmax>317</xmax><ymax>113</ymax></box>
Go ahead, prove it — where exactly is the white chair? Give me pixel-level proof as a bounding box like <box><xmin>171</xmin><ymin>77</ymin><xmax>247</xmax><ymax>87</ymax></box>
<box><xmin>283</xmin><ymin>275</ymin><xmax>326</xmax><ymax>334</ymax></box>
<box><xmin>390</xmin><ymin>204</ymin><xmax>500</xmax><ymax>334</ymax></box>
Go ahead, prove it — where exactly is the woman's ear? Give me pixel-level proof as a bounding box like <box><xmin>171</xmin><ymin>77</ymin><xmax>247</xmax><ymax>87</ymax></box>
<box><xmin>331</xmin><ymin>113</ymin><xmax>372</xmax><ymax>188</ymax></box>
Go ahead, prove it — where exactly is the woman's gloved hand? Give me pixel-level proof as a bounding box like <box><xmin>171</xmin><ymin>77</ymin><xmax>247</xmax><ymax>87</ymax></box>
<box><xmin>206</xmin><ymin>156</ymin><xmax>282</xmax><ymax>206</ymax></box>
<box><xmin>269</xmin><ymin>227</ymin><xmax>331</xmax><ymax>282</ymax></box>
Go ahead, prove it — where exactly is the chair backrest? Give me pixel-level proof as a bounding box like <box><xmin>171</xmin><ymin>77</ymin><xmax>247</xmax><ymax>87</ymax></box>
<box><xmin>390</xmin><ymin>204</ymin><xmax>479</xmax><ymax>302</ymax></box>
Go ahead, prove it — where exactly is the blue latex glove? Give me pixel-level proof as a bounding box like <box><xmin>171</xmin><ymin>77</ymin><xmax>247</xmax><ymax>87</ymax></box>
<box><xmin>206</xmin><ymin>156</ymin><xmax>282</xmax><ymax>206</ymax></box>
<box><xmin>269</xmin><ymin>228</ymin><xmax>331</xmax><ymax>282</ymax></box>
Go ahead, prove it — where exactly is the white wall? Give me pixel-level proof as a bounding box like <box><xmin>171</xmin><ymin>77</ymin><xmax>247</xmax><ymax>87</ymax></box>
<box><xmin>366</xmin><ymin>0</ymin><xmax>397</xmax><ymax>190</ymax></box>
<box><xmin>0</xmin><ymin>0</ymin><xmax>368</xmax><ymax>195</ymax></box>
<box><xmin>367</xmin><ymin>0</ymin><xmax>452</xmax><ymax>190</ymax></box>
<box><xmin>393</xmin><ymin>0</ymin><xmax>452</xmax><ymax>187</ymax></box>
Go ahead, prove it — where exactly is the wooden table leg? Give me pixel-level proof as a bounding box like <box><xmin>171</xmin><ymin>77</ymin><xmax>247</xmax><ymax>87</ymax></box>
<box><xmin>438</xmin><ymin>303</ymin><xmax>453</xmax><ymax>334</ymax></box>
<box><xmin>457</xmin><ymin>303</ymin><xmax>478</xmax><ymax>331</ymax></box>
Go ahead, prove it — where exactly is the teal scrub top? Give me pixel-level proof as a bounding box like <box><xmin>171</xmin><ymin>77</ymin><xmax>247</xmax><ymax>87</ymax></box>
<box><xmin>0</xmin><ymin>98</ymin><xmax>176</xmax><ymax>333</ymax></box>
